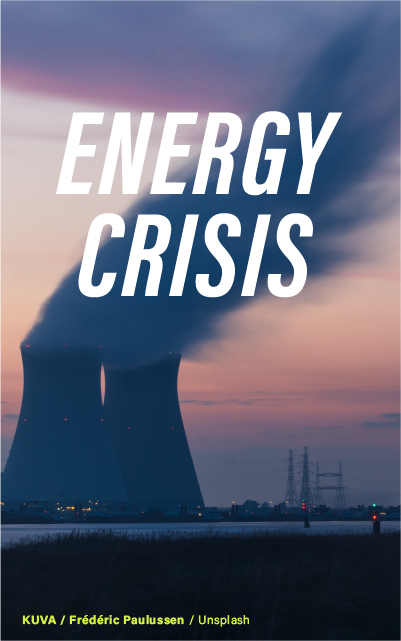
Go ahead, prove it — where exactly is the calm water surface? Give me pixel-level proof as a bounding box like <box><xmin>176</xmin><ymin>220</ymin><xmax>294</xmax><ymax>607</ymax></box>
<box><xmin>2</xmin><ymin>520</ymin><xmax>399</xmax><ymax>544</ymax></box>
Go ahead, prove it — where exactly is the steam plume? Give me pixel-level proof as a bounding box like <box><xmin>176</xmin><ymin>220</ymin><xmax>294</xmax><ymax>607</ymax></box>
<box><xmin>25</xmin><ymin>17</ymin><xmax>399</xmax><ymax>366</ymax></box>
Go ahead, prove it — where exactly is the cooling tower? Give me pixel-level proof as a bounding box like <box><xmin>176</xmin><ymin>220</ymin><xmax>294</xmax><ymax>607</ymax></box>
<box><xmin>104</xmin><ymin>354</ymin><xmax>204</xmax><ymax>510</ymax></box>
<box><xmin>2</xmin><ymin>346</ymin><xmax>128</xmax><ymax>502</ymax></box>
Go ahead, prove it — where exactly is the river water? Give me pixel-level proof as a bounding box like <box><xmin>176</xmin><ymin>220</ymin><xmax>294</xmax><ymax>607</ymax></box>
<box><xmin>2</xmin><ymin>520</ymin><xmax>399</xmax><ymax>544</ymax></box>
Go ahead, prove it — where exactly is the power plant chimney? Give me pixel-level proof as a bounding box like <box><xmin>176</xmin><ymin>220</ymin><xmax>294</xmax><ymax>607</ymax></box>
<box><xmin>2</xmin><ymin>346</ymin><xmax>128</xmax><ymax>502</ymax></box>
<box><xmin>104</xmin><ymin>354</ymin><xmax>204</xmax><ymax>510</ymax></box>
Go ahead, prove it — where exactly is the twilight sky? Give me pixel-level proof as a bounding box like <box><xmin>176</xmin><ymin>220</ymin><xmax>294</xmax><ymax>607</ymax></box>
<box><xmin>1</xmin><ymin>1</ymin><xmax>400</xmax><ymax>507</ymax></box>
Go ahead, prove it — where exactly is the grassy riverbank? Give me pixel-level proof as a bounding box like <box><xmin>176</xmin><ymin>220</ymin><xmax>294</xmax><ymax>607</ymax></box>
<box><xmin>2</xmin><ymin>529</ymin><xmax>399</xmax><ymax>640</ymax></box>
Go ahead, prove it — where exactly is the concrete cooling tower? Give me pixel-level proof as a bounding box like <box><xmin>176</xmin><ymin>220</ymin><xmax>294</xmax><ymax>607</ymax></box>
<box><xmin>2</xmin><ymin>346</ymin><xmax>128</xmax><ymax>502</ymax></box>
<box><xmin>104</xmin><ymin>354</ymin><xmax>204</xmax><ymax>510</ymax></box>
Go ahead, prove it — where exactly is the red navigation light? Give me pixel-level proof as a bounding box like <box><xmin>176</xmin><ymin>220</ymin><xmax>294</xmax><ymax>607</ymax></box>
<box><xmin>64</xmin><ymin>418</ymin><xmax>67</xmax><ymax>421</ymax></box>
<box><xmin>128</xmin><ymin>426</ymin><xmax>131</xmax><ymax>429</ymax></box>
<box><xmin>26</xmin><ymin>345</ymin><xmax>30</xmax><ymax>347</ymax></box>
<box><xmin>172</xmin><ymin>427</ymin><xmax>174</xmax><ymax>430</ymax></box>
<box><xmin>373</xmin><ymin>514</ymin><xmax>377</xmax><ymax>520</ymax></box>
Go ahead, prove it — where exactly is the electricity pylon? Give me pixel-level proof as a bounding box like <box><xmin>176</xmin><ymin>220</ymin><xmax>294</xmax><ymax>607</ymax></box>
<box><xmin>284</xmin><ymin>450</ymin><xmax>298</xmax><ymax>507</ymax></box>
<box><xmin>334</xmin><ymin>461</ymin><xmax>347</xmax><ymax>509</ymax></box>
<box><xmin>314</xmin><ymin>462</ymin><xmax>323</xmax><ymax>506</ymax></box>
<box><xmin>298</xmin><ymin>446</ymin><xmax>314</xmax><ymax>510</ymax></box>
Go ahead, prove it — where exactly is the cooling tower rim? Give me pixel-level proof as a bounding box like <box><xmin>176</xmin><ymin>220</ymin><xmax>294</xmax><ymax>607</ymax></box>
<box><xmin>19</xmin><ymin>344</ymin><xmax>104</xmax><ymax>356</ymax></box>
<box><xmin>104</xmin><ymin>353</ymin><xmax>181</xmax><ymax>372</ymax></box>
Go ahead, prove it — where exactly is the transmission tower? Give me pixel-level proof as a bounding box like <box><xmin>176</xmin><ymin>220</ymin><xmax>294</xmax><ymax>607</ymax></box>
<box><xmin>284</xmin><ymin>450</ymin><xmax>298</xmax><ymax>507</ymax></box>
<box><xmin>298</xmin><ymin>446</ymin><xmax>314</xmax><ymax>509</ymax></box>
<box><xmin>334</xmin><ymin>461</ymin><xmax>347</xmax><ymax>509</ymax></box>
<box><xmin>316</xmin><ymin>462</ymin><xmax>348</xmax><ymax>509</ymax></box>
<box><xmin>314</xmin><ymin>462</ymin><xmax>323</xmax><ymax>506</ymax></box>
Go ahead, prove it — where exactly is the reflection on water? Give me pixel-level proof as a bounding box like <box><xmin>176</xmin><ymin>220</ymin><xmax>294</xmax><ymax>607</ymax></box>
<box><xmin>2</xmin><ymin>520</ymin><xmax>399</xmax><ymax>544</ymax></box>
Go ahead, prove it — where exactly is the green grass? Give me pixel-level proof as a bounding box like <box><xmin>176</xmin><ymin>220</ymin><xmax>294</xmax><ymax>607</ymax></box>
<box><xmin>2</xmin><ymin>529</ymin><xmax>400</xmax><ymax>640</ymax></box>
